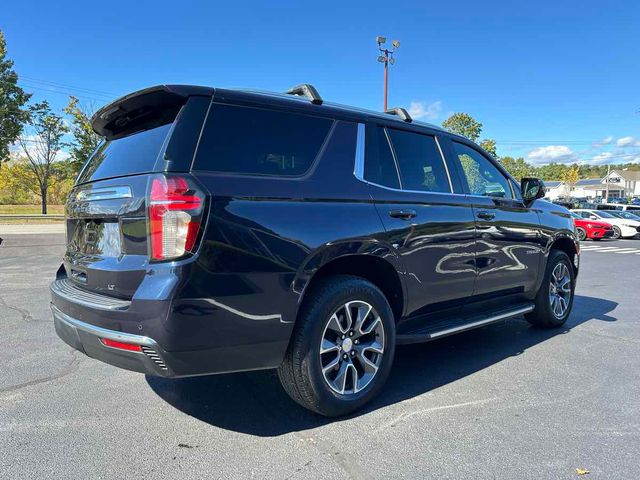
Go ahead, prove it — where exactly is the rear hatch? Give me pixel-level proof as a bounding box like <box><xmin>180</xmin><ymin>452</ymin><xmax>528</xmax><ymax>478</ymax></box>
<box><xmin>63</xmin><ymin>86</ymin><xmax>212</xmax><ymax>299</ymax></box>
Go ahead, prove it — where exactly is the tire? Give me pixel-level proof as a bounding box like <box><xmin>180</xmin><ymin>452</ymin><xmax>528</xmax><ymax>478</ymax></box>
<box><xmin>612</xmin><ymin>226</ymin><xmax>622</xmax><ymax>239</ymax></box>
<box><xmin>526</xmin><ymin>250</ymin><xmax>575</xmax><ymax>328</ymax></box>
<box><xmin>576</xmin><ymin>227</ymin><xmax>587</xmax><ymax>242</ymax></box>
<box><xmin>278</xmin><ymin>275</ymin><xmax>396</xmax><ymax>417</ymax></box>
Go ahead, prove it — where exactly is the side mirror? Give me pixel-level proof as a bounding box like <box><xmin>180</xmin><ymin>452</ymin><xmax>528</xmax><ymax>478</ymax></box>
<box><xmin>521</xmin><ymin>177</ymin><xmax>546</xmax><ymax>205</ymax></box>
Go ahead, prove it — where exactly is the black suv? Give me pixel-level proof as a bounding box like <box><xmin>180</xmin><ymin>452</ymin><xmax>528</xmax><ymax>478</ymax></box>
<box><xmin>52</xmin><ymin>84</ymin><xmax>579</xmax><ymax>416</ymax></box>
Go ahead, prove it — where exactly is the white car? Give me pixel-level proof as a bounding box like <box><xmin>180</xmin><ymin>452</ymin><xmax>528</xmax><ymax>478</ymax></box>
<box><xmin>572</xmin><ymin>209</ymin><xmax>640</xmax><ymax>239</ymax></box>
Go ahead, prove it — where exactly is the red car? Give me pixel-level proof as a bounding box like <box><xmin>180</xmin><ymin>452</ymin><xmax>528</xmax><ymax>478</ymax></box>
<box><xmin>570</xmin><ymin>212</ymin><xmax>613</xmax><ymax>241</ymax></box>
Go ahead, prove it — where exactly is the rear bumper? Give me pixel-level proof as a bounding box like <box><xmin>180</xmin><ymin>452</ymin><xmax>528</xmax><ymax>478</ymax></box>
<box><xmin>50</xmin><ymin>275</ymin><xmax>293</xmax><ymax>377</ymax></box>
<box><xmin>52</xmin><ymin>304</ymin><xmax>173</xmax><ymax>377</ymax></box>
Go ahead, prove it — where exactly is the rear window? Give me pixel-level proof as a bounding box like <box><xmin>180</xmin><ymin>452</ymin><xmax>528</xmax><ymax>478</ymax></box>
<box><xmin>77</xmin><ymin>123</ymin><xmax>172</xmax><ymax>184</ymax></box>
<box><xmin>194</xmin><ymin>104</ymin><xmax>333</xmax><ymax>176</ymax></box>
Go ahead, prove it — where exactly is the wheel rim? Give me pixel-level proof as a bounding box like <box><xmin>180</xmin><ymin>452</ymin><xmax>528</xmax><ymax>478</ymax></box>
<box><xmin>577</xmin><ymin>228</ymin><xmax>586</xmax><ymax>241</ymax></box>
<box><xmin>613</xmin><ymin>226</ymin><xmax>621</xmax><ymax>238</ymax></box>
<box><xmin>548</xmin><ymin>263</ymin><xmax>572</xmax><ymax>319</ymax></box>
<box><xmin>320</xmin><ymin>300</ymin><xmax>385</xmax><ymax>395</ymax></box>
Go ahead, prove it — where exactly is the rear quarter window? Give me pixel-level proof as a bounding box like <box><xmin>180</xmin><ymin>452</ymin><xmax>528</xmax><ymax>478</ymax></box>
<box><xmin>193</xmin><ymin>104</ymin><xmax>333</xmax><ymax>176</ymax></box>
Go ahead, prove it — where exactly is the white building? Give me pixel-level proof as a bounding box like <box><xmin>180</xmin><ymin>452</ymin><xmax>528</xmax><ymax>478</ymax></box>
<box><xmin>543</xmin><ymin>181</ymin><xmax>568</xmax><ymax>200</ymax></box>
<box><xmin>542</xmin><ymin>170</ymin><xmax>640</xmax><ymax>200</ymax></box>
<box><xmin>604</xmin><ymin>170</ymin><xmax>640</xmax><ymax>197</ymax></box>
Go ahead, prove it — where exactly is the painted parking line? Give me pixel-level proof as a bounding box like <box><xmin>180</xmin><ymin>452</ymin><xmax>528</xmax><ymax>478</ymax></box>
<box><xmin>579</xmin><ymin>245</ymin><xmax>640</xmax><ymax>255</ymax></box>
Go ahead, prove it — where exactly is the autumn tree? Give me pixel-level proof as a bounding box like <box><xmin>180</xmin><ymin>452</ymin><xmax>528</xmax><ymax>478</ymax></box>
<box><xmin>64</xmin><ymin>95</ymin><xmax>101</xmax><ymax>175</ymax></box>
<box><xmin>0</xmin><ymin>30</ymin><xmax>31</xmax><ymax>166</ymax></box>
<box><xmin>562</xmin><ymin>164</ymin><xmax>580</xmax><ymax>193</ymax></box>
<box><xmin>17</xmin><ymin>101</ymin><xmax>69</xmax><ymax>214</ymax></box>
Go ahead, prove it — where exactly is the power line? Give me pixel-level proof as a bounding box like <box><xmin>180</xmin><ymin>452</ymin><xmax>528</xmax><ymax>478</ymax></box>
<box><xmin>18</xmin><ymin>82</ymin><xmax>111</xmax><ymax>104</ymax></box>
<box><xmin>19</xmin><ymin>76</ymin><xmax>116</xmax><ymax>97</ymax></box>
<box><xmin>0</xmin><ymin>76</ymin><xmax>115</xmax><ymax>103</ymax></box>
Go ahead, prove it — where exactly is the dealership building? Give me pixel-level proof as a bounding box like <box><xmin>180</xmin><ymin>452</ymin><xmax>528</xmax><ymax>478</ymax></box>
<box><xmin>544</xmin><ymin>169</ymin><xmax>640</xmax><ymax>200</ymax></box>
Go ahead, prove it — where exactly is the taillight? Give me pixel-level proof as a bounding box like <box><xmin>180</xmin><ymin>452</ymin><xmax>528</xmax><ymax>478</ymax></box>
<box><xmin>148</xmin><ymin>174</ymin><xmax>204</xmax><ymax>260</ymax></box>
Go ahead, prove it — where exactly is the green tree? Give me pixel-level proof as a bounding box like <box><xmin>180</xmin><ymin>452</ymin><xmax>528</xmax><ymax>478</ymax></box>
<box><xmin>479</xmin><ymin>138</ymin><xmax>497</xmax><ymax>157</ymax></box>
<box><xmin>499</xmin><ymin>156</ymin><xmax>536</xmax><ymax>180</ymax></box>
<box><xmin>537</xmin><ymin>163</ymin><xmax>569</xmax><ymax>181</ymax></box>
<box><xmin>443</xmin><ymin>112</ymin><xmax>497</xmax><ymax>158</ymax></box>
<box><xmin>0</xmin><ymin>30</ymin><xmax>31</xmax><ymax>166</ymax></box>
<box><xmin>63</xmin><ymin>95</ymin><xmax>101</xmax><ymax>175</ymax></box>
<box><xmin>442</xmin><ymin>112</ymin><xmax>482</xmax><ymax>142</ymax></box>
<box><xmin>17</xmin><ymin>101</ymin><xmax>69</xmax><ymax>214</ymax></box>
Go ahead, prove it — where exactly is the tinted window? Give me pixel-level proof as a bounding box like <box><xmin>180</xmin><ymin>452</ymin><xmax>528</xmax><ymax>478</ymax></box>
<box><xmin>452</xmin><ymin>142</ymin><xmax>512</xmax><ymax>198</ymax></box>
<box><xmin>77</xmin><ymin>123</ymin><xmax>172</xmax><ymax>184</ymax></box>
<box><xmin>387</xmin><ymin>129</ymin><xmax>450</xmax><ymax>193</ymax></box>
<box><xmin>194</xmin><ymin>104</ymin><xmax>332</xmax><ymax>176</ymax></box>
<box><xmin>364</xmin><ymin>126</ymin><xmax>400</xmax><ymax>189</ymax></box>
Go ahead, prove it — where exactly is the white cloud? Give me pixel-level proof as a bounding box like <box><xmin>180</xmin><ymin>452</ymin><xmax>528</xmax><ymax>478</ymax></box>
<box><xmin>408</xmin><ymin>100</ymin><xmax>442</xmax><ymax>120</ymax></box>
<box><xmin>616</xmin><ymin>136</ymin><xmax>640</xmax><ymax>147</ymax></box>
<box><xmin>527</xmin><ymin>145</ymin><xmax>578</xmax><ymax>164</ymax></box>
<box><xmin>594</xmin><ymin>135</ymin><xmax>614</xmax><ymax>147</ymax></box>
<box><xmin>590</xmin><ymin>152</ymin><xmax>615</xmax><ymax>165</ymax></box>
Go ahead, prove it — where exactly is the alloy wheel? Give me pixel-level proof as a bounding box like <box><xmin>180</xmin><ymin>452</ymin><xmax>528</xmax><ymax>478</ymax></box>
<box><xmin>549</xmin><ymin>263</ymin><xmax>572</xmax><ymax>319</ymax></box>
<box><xmin>612</xmin><ymin>226</ymin><xmax>621</xmax><ymax>239</ymax></box>
<box><xmin>320</xmin><ymin>301</ymin><xmax>385</xmax><ymax>395</ymax></box>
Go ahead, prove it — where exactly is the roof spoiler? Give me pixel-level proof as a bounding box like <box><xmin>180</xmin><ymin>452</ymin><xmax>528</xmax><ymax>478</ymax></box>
<box><xmin>385</xmin><ymin>107</ymin><xmax>412</xmax><ymax>123</ymax></box>
<box><xmin>285</xmin><ymin>83</ymin><xmax>323</xmax><ymax>105</ymax></box>
<box><xmin>91</xmin><ymin>85</ymin><xmax>214</xmax><ymax>140</ymax></box>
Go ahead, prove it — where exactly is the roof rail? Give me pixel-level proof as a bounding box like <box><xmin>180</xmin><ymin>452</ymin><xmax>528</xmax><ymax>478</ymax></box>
<box><xmin>285</xmin><ymin>84</ymin><xmax>323</xmax><ymax>105</ymax></box>
<box><xmin>385</xmin><ymin>107</ymin><xmax>412</xmax><ymax>123</ymax></box>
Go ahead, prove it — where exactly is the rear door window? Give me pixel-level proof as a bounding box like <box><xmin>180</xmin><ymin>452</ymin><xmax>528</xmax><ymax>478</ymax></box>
<box><xmin>77</xmin><ymin>123</ymin><xmax>172</xmax><ymax>184</ymax></box>
<box><xmin>364</xmin><ymin>126</ymin><xmax>400</xmax><ymax>189</ymax></box>
<box><xmin>387</xmin><ymin>129</ymin><xmax>451</xmax><ymax>193</ymax></box>
<box><xmin>194</xmin><ymin>104</ymin><xmax>333</xmax><ymax>176</ymax></box>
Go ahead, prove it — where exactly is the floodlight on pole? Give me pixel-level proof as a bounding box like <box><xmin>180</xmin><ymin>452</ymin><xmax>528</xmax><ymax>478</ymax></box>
<box><xmin>375</xmin><ymin>35</ymin><xmax>400</xmax><ymax>111</ymax></box>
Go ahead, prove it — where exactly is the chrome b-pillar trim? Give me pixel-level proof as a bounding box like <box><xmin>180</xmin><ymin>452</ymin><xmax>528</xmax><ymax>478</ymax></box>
<box><xmin>353</xmin><ymin>123</ymin><xmax>365</xmax><ymax>180</ymax></box>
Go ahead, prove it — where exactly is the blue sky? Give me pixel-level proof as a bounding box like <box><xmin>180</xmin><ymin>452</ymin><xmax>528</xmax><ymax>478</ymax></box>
<box><xmin>3</xmin><ymin>0</ymin><xmax>639</xmax><ymax>165</ymax></box>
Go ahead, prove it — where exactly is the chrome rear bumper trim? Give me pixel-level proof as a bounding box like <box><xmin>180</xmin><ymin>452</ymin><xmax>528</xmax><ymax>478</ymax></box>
<box><xmin>51</xmin><ymin>304</ymin><xmax>157</xmax><ymax>347</ymax></box>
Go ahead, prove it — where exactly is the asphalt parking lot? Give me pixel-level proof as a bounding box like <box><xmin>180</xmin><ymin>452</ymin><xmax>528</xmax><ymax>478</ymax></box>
<box><xmin>1</xmin><ymin>231</ymin><xmax>639</xmax><ymax>479</ymax></box>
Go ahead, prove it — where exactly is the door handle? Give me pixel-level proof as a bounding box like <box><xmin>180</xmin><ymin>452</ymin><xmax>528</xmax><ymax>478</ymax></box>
<box><xmin>477</xmin><ymin>211</ymin><xmax>496</xmax><ymax>221</ymax></box>
<box><xmin>389</xmin><ymin>209</ymin><xmax>417</xmax><ymax>220</ymax></box>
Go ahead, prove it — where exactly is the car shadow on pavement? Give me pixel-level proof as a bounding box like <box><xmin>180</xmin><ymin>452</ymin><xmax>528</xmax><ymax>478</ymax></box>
<box><xmin>146</xmin><ymin>294</ymin><xmax>617</xmax><ymax>436</ymax></box>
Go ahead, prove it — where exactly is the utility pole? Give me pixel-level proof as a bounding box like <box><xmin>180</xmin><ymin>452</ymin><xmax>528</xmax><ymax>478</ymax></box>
<box><xmin>605</xmin><ymin>164</ymin><xmax>610</xmax><ymax>203</ymax></box>
<box><xmin>376</xmin><ymin>36</ymin><xmax>400</xmax><ymax>111</ymax></box>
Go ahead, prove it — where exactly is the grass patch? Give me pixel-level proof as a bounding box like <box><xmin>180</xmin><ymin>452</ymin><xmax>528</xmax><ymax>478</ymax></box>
<box><xmin>0</xmin><ymin>205</ymin><xmax>64</xmax><ymax>214</ymax></box>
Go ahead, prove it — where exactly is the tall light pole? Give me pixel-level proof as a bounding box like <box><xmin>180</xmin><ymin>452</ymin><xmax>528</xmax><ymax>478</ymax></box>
<box><xmin>376</xmin><ymin>36</ymin><xmax>400</xmax><ymax>111</ymax></box>
<box><xmin>605</xmin><ymin>163</ymin><xmax>611</xmax><ymax>203</ymax></box>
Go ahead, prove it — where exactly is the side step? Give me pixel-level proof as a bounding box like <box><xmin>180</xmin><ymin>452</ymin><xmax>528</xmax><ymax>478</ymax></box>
<box><xmin>396</xmin><ymin>303</ymin><xmax>534</xmax><ymax>345</ymax></box>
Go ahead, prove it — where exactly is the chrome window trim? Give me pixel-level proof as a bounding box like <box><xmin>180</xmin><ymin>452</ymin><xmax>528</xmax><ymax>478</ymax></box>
<box><xmin>353</xmin><ymin>123</ymin><xmax>365</xmax><ymax>179</ymax></box>
<box><xmin>434</xmin><ymin>136</ymin><xmax>454</xmax><ymax>193</ymax></box>
<box><xmin>383</xmin><ymin>127</ymin><xmax>404</xmax><ymax>189</ymax></box>
<box><xmin>354</xmin><ymin>122</ymin><xmax>455</xmax><ymax>196</ymax></box>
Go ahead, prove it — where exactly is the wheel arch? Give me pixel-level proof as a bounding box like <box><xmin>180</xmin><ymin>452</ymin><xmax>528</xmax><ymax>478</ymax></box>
<box><xmin>549</xmin><ymin>234</ymin><xmax>579</xmax><ymax>275</ymax></box>
<box><xmin>293</xmin><ymin>242</ymin><xmax>406</xmax><ymax>323</ymax></box>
